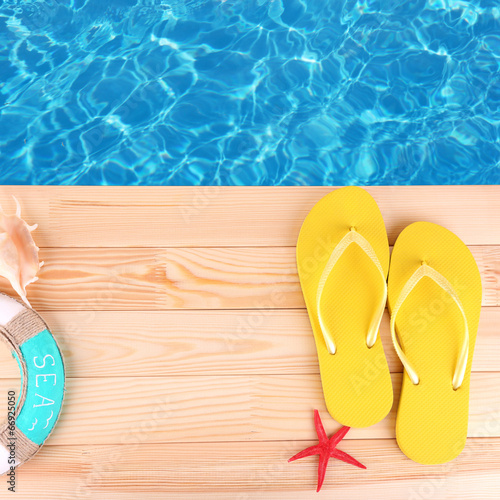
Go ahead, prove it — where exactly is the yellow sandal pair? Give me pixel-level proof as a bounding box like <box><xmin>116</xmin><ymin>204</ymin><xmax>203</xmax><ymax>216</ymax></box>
<box><xmin>297</xmin><ymin>186</ymin><xmax>482</xmax><ymax>465</ymax></box>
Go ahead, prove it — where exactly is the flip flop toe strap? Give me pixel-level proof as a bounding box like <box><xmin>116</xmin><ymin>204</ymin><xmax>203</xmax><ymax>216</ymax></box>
<box><xmin>316</xmin><ymin>227</ymin><xmax>387</xmax><ymax>355</ymax></box>
<box><xmin>390</xmin><ymin>262</ymin><xmax>469</xmax><ymax>390</ymax></box>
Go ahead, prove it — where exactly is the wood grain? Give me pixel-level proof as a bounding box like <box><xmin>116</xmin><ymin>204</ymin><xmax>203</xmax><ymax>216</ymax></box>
<box><xmin>0</xmin><ymin>244</ymin><xmax>498</xmax><ymax>310</ymax></box>
<box><xmin>0</xmin><ymin>308</ymin><xmax>499</xmax><ymax>378</ymax></box>
<box><xmin>12</xmin><ymin>438</ymin><xmax>500</xmax><ymax>499</ymax></box>
<box><xmin>2</xmin><ymin>373</ymin><xmax>499</xmax><ymax>446</ymax></box>
<box><xmin>0</xmin><ymin>186</ymin><xmax>499</xmax><ymax>499</ymax></box>
<box><xmin>1</xmin><ymin>186</ymin><xmax>499</xmax><ymax>247</ymax></box>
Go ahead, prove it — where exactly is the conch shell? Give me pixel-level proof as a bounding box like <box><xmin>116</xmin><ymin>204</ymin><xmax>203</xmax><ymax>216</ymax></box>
<box><xmin>0</xmin><ymin>197</ymin><xmax>43</xmax><ymax>307</ymax></box>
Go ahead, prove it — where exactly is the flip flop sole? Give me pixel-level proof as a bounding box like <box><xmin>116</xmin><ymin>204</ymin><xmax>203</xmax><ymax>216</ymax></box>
<box><xmin>388</xmin><ymin>222</ymin><xmax>482</xmax><ymax>464</ymax></box>
<box><xmin>297</xmin><ymin>187</ymin><xmax>393</xmax><ymax>428</ymax></box>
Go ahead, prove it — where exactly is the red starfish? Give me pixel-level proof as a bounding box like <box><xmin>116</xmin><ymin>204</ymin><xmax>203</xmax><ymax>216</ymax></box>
<box><xmin>288</xmin><ymin>410</ymin><xmax>366</xmax><ymax>492</ymax></box>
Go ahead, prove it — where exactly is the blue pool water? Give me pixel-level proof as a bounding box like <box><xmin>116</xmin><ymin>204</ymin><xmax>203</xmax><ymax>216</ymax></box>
<box><xmin>0</xmin><ymin>0</ymin><xmax>499</xmax><ymax>185</ymax></box>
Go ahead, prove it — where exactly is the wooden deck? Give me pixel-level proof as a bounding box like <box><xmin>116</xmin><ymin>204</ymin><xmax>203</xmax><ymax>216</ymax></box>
<box><xmin>0</xmin><ymin>186</ymin><xmax>499</xmax><ymax>499</ymax></box>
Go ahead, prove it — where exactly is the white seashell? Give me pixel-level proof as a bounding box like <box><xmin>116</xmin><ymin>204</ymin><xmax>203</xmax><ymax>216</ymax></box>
<box><xmin>0</xmin><ymin>197</ymin><xmax>41</xmax><ymax>308</ymax></box>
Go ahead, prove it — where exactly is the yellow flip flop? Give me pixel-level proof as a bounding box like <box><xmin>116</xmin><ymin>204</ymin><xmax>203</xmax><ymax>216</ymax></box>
<box><xmin>388</xmin><ymin>222</ymin><xmax>482</xmax><ymax>464</ymax></box>
<box><xmin>297</xmin><ymin>187</ymin><xmax>393</xmax><ymax>428</ymax></box>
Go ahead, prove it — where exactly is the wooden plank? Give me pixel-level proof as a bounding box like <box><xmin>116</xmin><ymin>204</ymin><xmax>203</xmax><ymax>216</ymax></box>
<box><xmin>0</xmin><ymin>245</ymin><xmax>498</xmax><ymax>311</ymax></box>
<box><xmin>1</xmin><ymin>373</ymin><xmax>499</xmax><ymax>445</ymax></box>
<box><xmin>13</xmin><ymin>438</ymin><xmax>500</xmax><ymax>499</ymax></box>
<box><xmin>1</xmin><ymin>308</ymin><xmax>499</xmax><ymax>378</ymax></box>
<box><xmin>1</xmin><ymin>186</ymin><xmax>500</xmax><ymax>247</ymax></box>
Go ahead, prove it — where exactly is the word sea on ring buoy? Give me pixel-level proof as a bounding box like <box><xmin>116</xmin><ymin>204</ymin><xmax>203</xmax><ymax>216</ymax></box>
<box><xmin>0</xmin><ymin>293</ymin><xmax>65</xmax><ymax>475</ymax></box>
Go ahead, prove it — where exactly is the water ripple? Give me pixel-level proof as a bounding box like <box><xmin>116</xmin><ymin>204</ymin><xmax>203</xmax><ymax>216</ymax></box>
<box><xmin>0</xmin><ymin>0</ymin><xmax>499</xmax><ymax>185</ymax></box>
